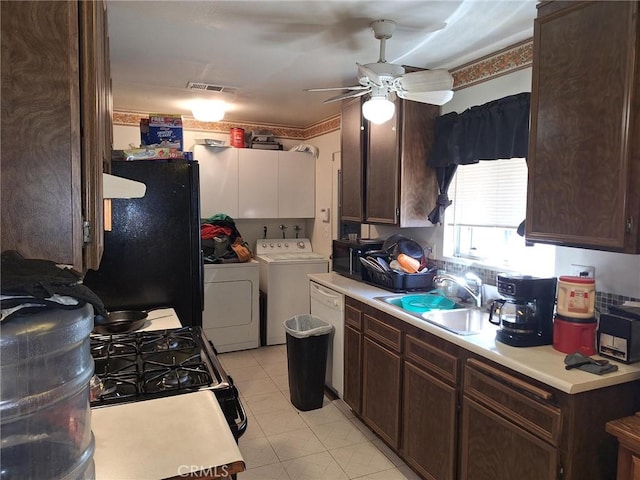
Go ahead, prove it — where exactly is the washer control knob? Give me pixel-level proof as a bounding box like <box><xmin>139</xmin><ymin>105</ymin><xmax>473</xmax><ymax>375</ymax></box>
<box><xmin>297</xmin><ymin>241</ymin><xmax>305</xmax><ymax>249</ymax></box>
<box><xmin>269</xmin><ymin>243</ymin><xmax>275</xmax><ymax>248</ymax></box>
<box><xmin>284</xmin><ymin>243</ymin><xmax>289</xmax><ymax>248</ymax></box>
<box><xmin>261</xmin><ymin>242</ymin><xmax>267</xmax><ymax>248</ymax></box>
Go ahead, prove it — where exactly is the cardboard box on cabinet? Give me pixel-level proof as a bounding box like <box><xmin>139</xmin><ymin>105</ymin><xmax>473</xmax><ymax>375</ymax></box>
<box><xmin>140</xmin><ymin>114</ymin><xmax>183</xmax><ymax>150</ymax></box>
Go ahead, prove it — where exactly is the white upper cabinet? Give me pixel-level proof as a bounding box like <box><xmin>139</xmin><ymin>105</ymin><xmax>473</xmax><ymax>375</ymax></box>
<box><xmin>195</xmin><ymin>145</ymin><xmax>239</xmax><ymax>218</ymax></box>
<box><xmin>238</xmin><ymin>149</ymin><xmax>279</xmax><ymax>218</ymax></box>
<box><xmin>278</xmin><ymin>151</ymin><xmax>315</xmax><ymax>218</ymax></box>
<box><xmin>197</xmin><ymin>147</ymin><xmax>315</xmax><ymax>219</ymax></box>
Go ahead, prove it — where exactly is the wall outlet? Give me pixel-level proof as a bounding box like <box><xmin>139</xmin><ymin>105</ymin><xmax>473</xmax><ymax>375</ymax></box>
<box><xmin>570</xmin><ymin>264</ymin><xmax>595</xmax><ymax>279</ymax></box>
<box><xmin>425</xmin><ymin>244</ymin><xmax>435</xmax><ymax>259</ymax></box>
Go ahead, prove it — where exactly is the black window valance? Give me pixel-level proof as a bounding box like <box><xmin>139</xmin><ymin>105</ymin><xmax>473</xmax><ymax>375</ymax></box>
<box><xmin>427</xmin><ymin>92</ymin><xmax>531</xmax><ymax>224</ymax></box>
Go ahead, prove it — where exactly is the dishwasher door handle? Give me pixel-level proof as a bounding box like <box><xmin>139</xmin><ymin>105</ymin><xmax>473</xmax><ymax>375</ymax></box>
<box><xmin>310</xmin><ymin>283</ymin><xmax>343</xmax><ymax>309</ymax></box>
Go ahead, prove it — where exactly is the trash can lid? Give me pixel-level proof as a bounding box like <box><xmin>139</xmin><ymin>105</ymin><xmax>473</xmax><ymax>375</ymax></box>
<box><xmin>284</xmin><ymin>314</ymin><xmax>333</xmax><ymax>338</ymax></box>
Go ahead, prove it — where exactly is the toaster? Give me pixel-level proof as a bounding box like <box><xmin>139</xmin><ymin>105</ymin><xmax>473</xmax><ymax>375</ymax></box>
<box><xmin>598</xmin><ymin>307</ymin><xmax>640</xmax><ymax>364</ymax></box>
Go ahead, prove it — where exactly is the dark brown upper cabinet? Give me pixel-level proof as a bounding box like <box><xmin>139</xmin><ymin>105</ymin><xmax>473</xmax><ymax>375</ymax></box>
<box><xmin>340</xmin><ymin>96</ymin><xmax>439</xmax><ymax>227</ymax></box>
<box><xmin>1</xmin><ymin>1</ymin><xmax>112</xmax><ymax>272</ymax></box>
<box><xmin>526</xmin><ymin>1</ymin><xmax>640</xmax><ymax>252</ymax></box>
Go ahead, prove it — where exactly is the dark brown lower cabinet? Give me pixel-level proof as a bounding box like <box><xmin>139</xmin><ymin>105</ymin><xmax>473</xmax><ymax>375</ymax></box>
<box><xmin>343</xmin><ymin>323</ymin><xmax>362</xmax><ymax>415</ymax></box>
<box><xmin>362</xmin><ymin>336</ymin><xmax>402</xmax><ymax>449</ymax></box>
<box><xmin>460</xmin><ymin>397</ymin><xmax>558</xmax><ymax>480</ymax></box>
<box><xmin>341</xmin><ymin>296</ymin><xmax>640</xmax><ymax>480</ymax></box>
<box><xmin>606</xmin><ymin>413</ymin><xmax>640</xmax><ymax>480</ymax></box>
<box><xmin>460</xmin><ymin>358</ymin><xmax>561</xmax><ymax>480</ymax></box>
<box><xmin>403</xmin><ymin>361</ymin><xmax>457</xmax><ymax>480</ymax></box>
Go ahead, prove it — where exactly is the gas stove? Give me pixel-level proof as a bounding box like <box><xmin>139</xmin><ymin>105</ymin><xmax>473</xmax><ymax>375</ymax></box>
<box><xmin>89</xmin><ymin>326</ymin><xmax>246</xmax><ymax>439</ymax></box>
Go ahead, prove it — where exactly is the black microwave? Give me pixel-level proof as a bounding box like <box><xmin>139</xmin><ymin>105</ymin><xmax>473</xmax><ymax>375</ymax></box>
<box><xmin>332</xmin><ymin>238</ymin><xmax>383</xmax><ymax>280</ymax></box>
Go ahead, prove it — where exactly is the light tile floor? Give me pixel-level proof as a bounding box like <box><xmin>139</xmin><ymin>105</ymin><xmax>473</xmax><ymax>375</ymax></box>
<box><xmin>219</xmin><ymin>345</ymin><xmax>422</xmax><ymax>480</ymax></box>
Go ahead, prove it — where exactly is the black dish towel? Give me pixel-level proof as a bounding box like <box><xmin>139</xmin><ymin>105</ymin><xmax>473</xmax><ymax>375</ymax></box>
<box><xmin>1</xmin><ymin>250</ymin><xmax>106</xmax><ymax>320</ymax></box>
<box><xmin>564</xmin><ymin>352</ymin><xmax>618</xmax><ymax>375</ymax></box>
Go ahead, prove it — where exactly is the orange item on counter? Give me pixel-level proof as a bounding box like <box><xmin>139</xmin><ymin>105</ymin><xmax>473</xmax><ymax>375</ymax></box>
<box><xmin>397</xmin><ymin>253</ymin><xmax>420</xmax><ymax>273</ymax></box>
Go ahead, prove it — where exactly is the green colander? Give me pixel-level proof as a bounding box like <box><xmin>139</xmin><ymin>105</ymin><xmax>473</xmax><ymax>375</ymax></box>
<box><xmin>400</xmin><ymin>292</ymin><xmax>456</xmax><ymax>313</ymax></box>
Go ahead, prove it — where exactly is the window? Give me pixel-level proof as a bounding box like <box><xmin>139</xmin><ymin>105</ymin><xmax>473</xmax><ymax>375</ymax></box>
<box><xmin>443</xmin><ymin>158</ymin><xmax>555</xmax><ymax>275</ymax></box>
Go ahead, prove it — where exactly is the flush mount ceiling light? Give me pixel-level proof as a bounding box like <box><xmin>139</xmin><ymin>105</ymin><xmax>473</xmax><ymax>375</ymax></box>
<box><xmin>191</xmin><ymin>100</ymin><xmax>226</xmax><ymax>122</ymax></box>
<box><xmin>362</xmin><ymin>94</ymin><xmax>395</xmax><ymax>124</ymax></box>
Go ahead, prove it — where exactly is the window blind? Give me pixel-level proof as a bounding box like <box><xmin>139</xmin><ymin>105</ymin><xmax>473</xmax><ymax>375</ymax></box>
<box><xmin>446</xmin><ymin>158</ymin><xmax>527</xmax><ymax>228</ymax></box>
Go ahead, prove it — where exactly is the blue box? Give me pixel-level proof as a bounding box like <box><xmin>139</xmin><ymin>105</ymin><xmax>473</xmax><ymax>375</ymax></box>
<box><xmin>140</xmin><ymin>115</ymin><xmax>183</xmax><ymax>150</ymax></box>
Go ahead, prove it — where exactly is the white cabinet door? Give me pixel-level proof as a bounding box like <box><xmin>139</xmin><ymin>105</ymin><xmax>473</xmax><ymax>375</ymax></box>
<box><xmin>278</xmin><ymin>151</ymin><xmax>315</xmax><ymax>218</ymax></box>
<box><xmin>195</xmin><ymin>145</ymin><xmax>239</xmax><ymax>218</ymax></box>
<box><xmin>238</xmin><ymin>149</ymin><xmax>278</xmax><ymax>218</ymax></box>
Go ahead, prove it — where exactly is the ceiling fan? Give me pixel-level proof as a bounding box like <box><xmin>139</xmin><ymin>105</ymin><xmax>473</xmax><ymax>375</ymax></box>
<box><xmin>307</xmin><ymin>19</ymin><xmax>454</xmax><ymax>124</ymax></box>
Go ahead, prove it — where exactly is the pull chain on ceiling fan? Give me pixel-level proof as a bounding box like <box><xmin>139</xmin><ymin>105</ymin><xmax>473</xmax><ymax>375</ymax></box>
<box><xmin>307</xmin><ymin>19</ymin><xmax>454</xmax><ymax>124</ymax></box>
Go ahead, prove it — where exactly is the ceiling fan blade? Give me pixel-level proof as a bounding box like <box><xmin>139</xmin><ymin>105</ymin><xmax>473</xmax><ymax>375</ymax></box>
<box><xmin>396</xmin><ymin>90</ymin><xmax>454</xmax><ymax>106</ymax></box>
<box><xmin>397</xmin><ymin>69</ymin><xmax>454</xmax><ymax>93</ymax></box>
<box><xmin>323</xmin><ymin>89</ymin><xmax>370</xmax><ymax>104</ymax></box>
<box><xmin>357</xmin><ymin>63</ymin><xmax>382</xmax><ymax>87</ymax></box>
<box><xmin>306</xmin><ymin>85</ymin><xmax>369</xmax><ymax>92</ymax></box>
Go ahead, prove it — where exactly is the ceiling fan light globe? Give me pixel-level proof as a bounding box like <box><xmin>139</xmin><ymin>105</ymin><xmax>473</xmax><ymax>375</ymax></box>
<box><xmin>362</xmin><ymin>97</ymin><xmax>395</xmax><ymax>124</ymax></box>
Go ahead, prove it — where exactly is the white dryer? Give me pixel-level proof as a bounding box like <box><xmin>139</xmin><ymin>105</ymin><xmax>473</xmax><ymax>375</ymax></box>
<box><xmin>256</xmin><ymin>239</ymin><xmax>329</xmax><ymax>345</ymax></box>
<box><xmin>203</xmin><ymin>261</ymin><xmax>259</xmax><ymax>353</ymax></box>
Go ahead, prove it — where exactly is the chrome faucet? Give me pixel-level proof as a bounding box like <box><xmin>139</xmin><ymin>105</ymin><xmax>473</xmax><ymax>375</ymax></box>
<box><xmin>433</xmin><ymin>271</ymin><xmax>484</xmax><ymax>309</ymax></box>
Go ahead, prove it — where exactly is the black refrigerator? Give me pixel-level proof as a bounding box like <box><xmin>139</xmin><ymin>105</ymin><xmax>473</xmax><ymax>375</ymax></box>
<box><xmin>84</xmin><ymin>159</ymin><xmax>203</xmax><ymax>326</ymax></box>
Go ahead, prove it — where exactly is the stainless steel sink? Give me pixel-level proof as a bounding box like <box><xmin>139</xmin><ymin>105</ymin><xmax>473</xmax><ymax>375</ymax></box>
<box><xmin>374</xmin><ymin>294</ymin><xmax>487</xmax><ymax>335</ymax></box>
<box><xmin>421</xmin><ymin>308</ymin><xmax>488</xmax><ymax>335</ymax></box>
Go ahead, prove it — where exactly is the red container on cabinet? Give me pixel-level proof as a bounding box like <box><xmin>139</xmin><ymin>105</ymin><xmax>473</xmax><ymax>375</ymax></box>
<box><xmin>230</xmin><ymin>128</ymin><xmax>245</xmax><ymax>148</ymax></box>
<box><xmin>553</xmin><ymin>314</ymin><xmax>597</xmax><ymax>356</ymax></box>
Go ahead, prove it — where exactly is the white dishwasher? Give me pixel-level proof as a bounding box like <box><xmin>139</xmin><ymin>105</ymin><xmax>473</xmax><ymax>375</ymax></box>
<box><xmin>310</xmin><ymin>281</ymin><xmax>345</xmax><ymax>397</ymax></box>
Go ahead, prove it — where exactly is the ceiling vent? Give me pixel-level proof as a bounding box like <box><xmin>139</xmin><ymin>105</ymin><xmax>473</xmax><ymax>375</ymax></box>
<box><xmin>186</xmin><ymin>82</ymin><xmax>237</xmax><ymax>94</ymax></box>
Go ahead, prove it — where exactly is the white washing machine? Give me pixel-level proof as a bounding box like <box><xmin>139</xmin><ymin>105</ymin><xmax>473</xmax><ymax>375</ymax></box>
<box><xmin>256</xmin><ymin>239</ymin><xmax>329</xmax><ymax>345</ymax></box>
<box><xmin>202</xmin><ymin>261</ymin><xmax>260</xmax><ymax>353</ymax></box>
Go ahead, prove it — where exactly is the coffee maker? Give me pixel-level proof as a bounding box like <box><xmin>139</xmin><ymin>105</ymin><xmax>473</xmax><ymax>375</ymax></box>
<box><xmin>489</xmin><ymin>274</ymin><xmax>557</xmax><ymax>347</ymax></box>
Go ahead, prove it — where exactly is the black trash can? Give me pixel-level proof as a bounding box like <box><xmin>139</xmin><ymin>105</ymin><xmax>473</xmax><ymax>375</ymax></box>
<box><xmin>284</xmin><ymin>314</ymin><xmax>333</xmax><ymax>411</ymax></box>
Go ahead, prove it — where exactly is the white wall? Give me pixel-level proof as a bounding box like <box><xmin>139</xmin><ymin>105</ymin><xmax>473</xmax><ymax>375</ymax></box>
<box><xmin>112</xmin><ymin>123</ymin><xmax>340</xmax><ymax>256</ymax></box>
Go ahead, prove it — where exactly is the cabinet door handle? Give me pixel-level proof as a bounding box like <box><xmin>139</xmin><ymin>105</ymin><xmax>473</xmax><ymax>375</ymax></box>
<box><xmin>466</xmin><ymin>358</ymin><xmax>553</xmax><ymax>401</ymax></box>
<box><xmin>338</xmin><ymin>169</ymin><xmax>342</xmax><ymax>209</ymax></box>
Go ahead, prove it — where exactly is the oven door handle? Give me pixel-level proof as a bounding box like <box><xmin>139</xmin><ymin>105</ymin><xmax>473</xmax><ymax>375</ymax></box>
<box><xmin>231</xmin><ymin>385</ymin><xmax>248</xmax><ymax>439</ymax></box>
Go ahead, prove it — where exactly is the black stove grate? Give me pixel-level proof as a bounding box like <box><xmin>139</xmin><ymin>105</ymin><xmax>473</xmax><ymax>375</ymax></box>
<box><xmin>90</xmin><ymin>327</ymin><xmax>227</xmax><ymax>406</ymax></box>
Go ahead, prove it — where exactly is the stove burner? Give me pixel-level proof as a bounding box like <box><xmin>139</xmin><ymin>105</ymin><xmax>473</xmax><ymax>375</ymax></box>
<box><xmin>140</xmin><ymin>331</ymin><xmax>198</xmax><ymax>353</ymax></box>
<box><xmin>100</xmin><ymin>379</ymin><xmax>119</xmax><ymax>397</ymax></box>
<box><xmin>161</xmin><ymin>369</ymin><xmax>193</xmax><ymax>389</ymax></box>
<box><xmin>153</xmin><ymin>338</ymin><xmax>181</xmax><ymax>351</ymax></box>
<box><xmin>91</xmin><ymin>339</ymin><xmax>137</xmax><ymax>358</ymax></box>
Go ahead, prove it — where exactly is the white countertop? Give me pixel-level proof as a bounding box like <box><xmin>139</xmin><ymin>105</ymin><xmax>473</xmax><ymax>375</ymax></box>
<box><xmin>309</xmin><ymin>272</ymin><xmax>640</xmax><ymax>394</ymax></box>
<box><xmin>91</xmin><ymin>391</ymin><xmax>245</xmax><ymax>480</ymax></box>
<box><xmin>138</xmin><ymin>307</ymin><xmax>183</xmax><ymax>331</ymax></box>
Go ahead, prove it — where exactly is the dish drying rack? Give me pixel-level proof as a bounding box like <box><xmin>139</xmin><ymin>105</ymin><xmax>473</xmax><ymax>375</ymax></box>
<box><xmin>360</xmin><ymin>258</ymin><xmax>436</xmax><ymax>293</ymax></box>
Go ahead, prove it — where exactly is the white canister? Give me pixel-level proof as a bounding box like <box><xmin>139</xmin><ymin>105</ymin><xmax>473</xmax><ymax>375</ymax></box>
<box><xmin>557</xmin><ymin>276</ymin><xmax>596</xmax><ymax>318</ymax></box>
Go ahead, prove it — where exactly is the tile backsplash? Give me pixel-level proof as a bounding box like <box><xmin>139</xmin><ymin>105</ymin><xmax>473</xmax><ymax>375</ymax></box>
<box><xmin>434</xmin><ymin>259</ymin><xmax>640</xmax><ymax>314</ymax></box>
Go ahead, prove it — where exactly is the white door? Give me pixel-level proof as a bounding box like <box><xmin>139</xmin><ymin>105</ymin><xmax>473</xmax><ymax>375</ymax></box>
<box><xmin>238</xmin><ymin>149</ymin><xmax>278</xmax><ymax>218</ymax></box>
<box><xmin>278</xmin><ymin>151</ymin><xmax>315</xmax><ymax>218</ymax></box>
<box><xmin>195</xmin><ymin>145</ymin><xmax>239</xmax><ymax>218</ymax></box>
<box><xmin>309</xmin><ymin>281</ymin><xmax>344</xmax><ymax>397</ymax></box>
